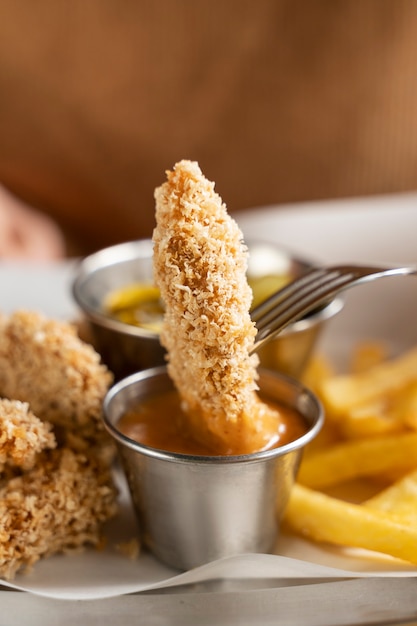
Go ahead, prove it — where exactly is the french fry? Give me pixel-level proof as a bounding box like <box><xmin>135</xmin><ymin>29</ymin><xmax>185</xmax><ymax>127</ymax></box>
<box><xmin>284</xmin><ymin>483</ymin><xmax>417</xmax><ymax>564</ymax></box>
<box><xmin>350</xmin><ymin>340</ymin><xmax>388</xmax><ymax>373</ymax></box>
<box><xmin>289</xmin><ymin>341</ymin><xmax>417</xmax><ymax>564</ymax></box>
<box><xmin>302</xmin><ymin>355</ymin><xmax>335</xmax><ymax>394</ymax></box>
<box><xmin>333</xmin><ymin>383</ymin><xmax>417</xmax><ymax>439</ymax></box>
<box><xmin>338</xmin><ymin>401</ymin><xmax>406</xmax><ymax>439</ymax></box>
<box><xmin>303</xmin><ymin>419</ymin><xmax>342</xmax><ymax>456</ymax></box>
<box><xmin>319</xmin><ymin>346</ymin><xmax>417</xmax><ymax>438</ymax></box>
<box><xmin>301</xmin><ymin>356</ymin><xmax>343</xmax><ymax>454</ymax></box>
<box><xmin>297</xmin><ymin>432</ymin><xmax>417</xmax><ymax>489</ymax></box>
<box><xmin>364</xmin><ymin>468</ymin><xmax>417</xmax><ymax>523</ymax></box>
<box><xmin>320</xmin><ymin>346</ymin><xmax>417</xmax><ymax>416</ymax></box>
<box><xmin>393</xmin><ymin>383</ymin><xmax>417</xmax><ymax>431</ymax></box>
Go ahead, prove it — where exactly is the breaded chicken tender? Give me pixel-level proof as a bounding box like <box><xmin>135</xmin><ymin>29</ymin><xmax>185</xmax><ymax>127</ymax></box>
<box><xmin>0</xmin><ymin>447</ymin><xmax>117</xmax><ymax>579</ymax></box>
<box><xmin>0</xmin><ymin>310</ymin><xmax>118</xmax><ymax>579</ymax></box>
<box><xmin>153</xmin><ymin>160</ymin><xmax>283</xmax><ymax>454</ymax></box>
<box><xmin>0</xmin><ymin>399</ymin><xmax>56</xmax><ymax>473</ymax></box>
<box><xmin>0</xmin><ymin>310</ymin><xmax>113</xmax><ymax>457</ymax></box>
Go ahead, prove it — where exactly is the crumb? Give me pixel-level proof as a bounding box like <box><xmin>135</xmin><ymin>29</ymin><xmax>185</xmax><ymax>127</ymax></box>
<box><xmin>115</xmin><ymin>538</ymin><xmax>141</xmax><ymax>560</ymax></box>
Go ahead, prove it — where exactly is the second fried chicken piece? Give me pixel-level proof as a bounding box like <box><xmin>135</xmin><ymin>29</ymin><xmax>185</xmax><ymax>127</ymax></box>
<box><xmin>0</xmin><ymin>310</ymin><xmax>113</xmax><ymax>456</ymax></box>
<box><xmin>0</xmin><ymin>447</ymin><xmax>118</xmax><ymax>580</ymax></box>
<box><xmin>0</xmin><ymin>310</ymin><xmax>120</xmax><ymax>580</ymax></box>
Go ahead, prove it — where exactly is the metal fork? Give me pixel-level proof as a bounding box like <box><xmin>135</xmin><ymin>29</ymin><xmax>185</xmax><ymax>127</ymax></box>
<box><xmin>251</xmin><ymin>264</ymin><xmax>417</xmax><ymax>353</ymax></box>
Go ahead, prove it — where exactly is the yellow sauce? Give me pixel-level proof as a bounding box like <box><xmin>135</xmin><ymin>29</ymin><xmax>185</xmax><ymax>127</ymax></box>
<box><xmin>103</xmin><ymin>273</ymin><xmax>290</xmax><ymax>332</ymax></box>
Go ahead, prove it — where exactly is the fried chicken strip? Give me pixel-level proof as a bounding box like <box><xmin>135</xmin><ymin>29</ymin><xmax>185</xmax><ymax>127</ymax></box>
<box><xmin>0</xmin><ymin>310</ymin><xmax>113</xmax><ymax>457</ymax></box>
<box><xmin>0</xmin><ymin>447</ymin><xmax>117</xmax><ymax>579</ymax></box>
<box><xmin>153</xmin><ymin>160</ymin><xmax>282</xmax><ymax>454</ymax></box>
<box><xmin>0</xmin><ymin>310</ymin><xmax>119</xmax><ymax>580</ymax></box>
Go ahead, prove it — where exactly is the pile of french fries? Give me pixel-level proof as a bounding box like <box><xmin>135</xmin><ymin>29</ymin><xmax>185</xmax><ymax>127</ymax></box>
<box><xmin>283</xmin><ymin>342</ymin><xmax>417</xmax><ymax>565</ymax></box>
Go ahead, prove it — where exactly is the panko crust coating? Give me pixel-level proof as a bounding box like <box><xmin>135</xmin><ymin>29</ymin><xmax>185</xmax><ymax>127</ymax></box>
<box><xmin>0</xmin><ymin>310</ymin><xmax>113</xmax><ymax>454</ymax></box>
<box><xmin>0</xmin><ymin>447</ymin><xmax>117</xmax><ymax>580</ymax></box>
<box><xmin>0</xmin><ymin>399</ymin><xmax>56</xmax><ymax>473</ymax></box>
<box><xmin>0</xmin><ymin>310</ymin><xmax>118</xmax><ymax>579</ymax></box>
<box><xmin>153</xmin><ymin>160</ymin><xmax>282</xmax><ymax>454</ymax></box>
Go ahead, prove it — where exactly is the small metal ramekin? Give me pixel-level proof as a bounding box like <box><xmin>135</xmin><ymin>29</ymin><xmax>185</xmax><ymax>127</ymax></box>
<box><xmin>72</xmin><ymin>239</ymin><xmax>343</xmax><ymax>380</ymax></box>
<box><xmin>103</xmin><ymin>366</ymin><xmax>323</xmax><ymax>571</ymax></box>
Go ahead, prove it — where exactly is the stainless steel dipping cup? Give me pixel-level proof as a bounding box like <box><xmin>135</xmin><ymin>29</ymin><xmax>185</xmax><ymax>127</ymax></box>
<box><xmin>103</xmin><ymin>366</ymin><xmax>323</xmax><ymax>571</ymax></box>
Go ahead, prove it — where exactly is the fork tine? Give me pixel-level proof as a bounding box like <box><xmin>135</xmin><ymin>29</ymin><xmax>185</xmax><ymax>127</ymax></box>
<box><xmin>254</xmin><ymin>270</ymin><xmax>350</xmax><ymax>338</ymax></box>
<box><xmin>250</xmin><ymin>267</ymin><xmax>330</xmax><ymax>324</ymax></box>
<box><xmin>251</xmin><ymin>267</ymin><xmax>342</xmax><ymax>327</ymax></box>
<box><xmin>251</xmin><ymin>264</ymin><xmax>417</xmax><ymax>353</ymax></box>
<box><xmin>251</xmin><ymin>264</ymin><xmax>397</xmax><ymax>327</ymax></box>
<box><xmin>252</xmin><ymin>268</ymin><xmax>351</xmax><ymax>349</ymax></box>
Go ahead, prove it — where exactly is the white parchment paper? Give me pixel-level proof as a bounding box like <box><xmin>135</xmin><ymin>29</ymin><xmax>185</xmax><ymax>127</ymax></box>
<box><xmin>1</xmin><ymin>470</ymin><xmax>416</xmax><ymax>601</ymax></box>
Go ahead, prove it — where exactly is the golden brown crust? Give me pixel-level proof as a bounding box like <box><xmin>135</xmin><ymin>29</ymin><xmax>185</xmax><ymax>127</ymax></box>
<box><xmin>0</xmin><ymin>399</ymin><xmax>56</xmax><ymax>473</ymax></box>
<box><xmin>153</xmin><ymin>160</ymin><xmax>281</xmax><ymax>454</ymax></box>
<box><xmin>0</xmin><ymin>310</ymin><xmax>113</xmax><ymax>454</ymax></box>
<box><xmin>0</xmin><ymin>310</ymin><xmax>118</xmax><ymax>579</ymax></box>
<box><xmin>0</xmin><ymin>447</ymin><xmax>117</xmax><ymax>579</ymax></box>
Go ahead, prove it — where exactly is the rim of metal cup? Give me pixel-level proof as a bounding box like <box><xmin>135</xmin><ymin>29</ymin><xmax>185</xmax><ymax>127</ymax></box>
<box><xmin>102</xmin><ymin>366</ymin><xmax>324</xmax><ymax>465</ymax></box>
<box><xmin>72</xmin><ymin>239</ymin><xmax>343</xmax><ymax>340</ymax></box>
<box><xmin>72</xmin><ymin>240</ymin><xmax>158</xmax><ymax>339</ymax></box>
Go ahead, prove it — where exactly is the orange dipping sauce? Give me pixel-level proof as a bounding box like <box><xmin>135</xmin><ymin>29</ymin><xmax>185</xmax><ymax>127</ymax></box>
<box><xmin>117</xmin><ymin>390</ymin><xmax>308</xmax><ymax>456</ymax></box>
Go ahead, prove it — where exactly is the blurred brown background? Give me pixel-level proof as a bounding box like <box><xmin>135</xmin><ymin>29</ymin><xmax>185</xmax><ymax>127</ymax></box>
<box><xmin>0</xmin><ymin>0</ymin><xmax>416</xmax><ymax>255</ymax></box>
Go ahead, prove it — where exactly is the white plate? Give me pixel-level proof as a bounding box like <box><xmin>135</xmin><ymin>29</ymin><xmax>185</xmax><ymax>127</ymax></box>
<box><xmin>1</xmin><ymin>192</ymin><xmax>417</xmax><ymax>600</ymax></box>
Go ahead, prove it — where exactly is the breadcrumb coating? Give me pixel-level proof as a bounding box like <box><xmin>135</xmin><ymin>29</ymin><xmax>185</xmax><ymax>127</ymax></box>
<box><xmin>0</xmin><ymin>310</ymin><xmax>118</xmax><ymax>579</ymax></box>
<box><xmin>0</xmin><ymin>447</ymin><xmax>117</xmax><ymax>580</ymax></box>
<box><xmin>153</xmin><ymin>160</ymin><xmax>282</xmax><ymax>454</ymax></box>
<box><xmin>0</xmin><ymin>399</ymin><xmax>56</xmax><ymax>473</ymax></box>
<box><xmin>0</xmin><ymin>310</ymin><xmax>113</xmax><ymax>456</ymax></box>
